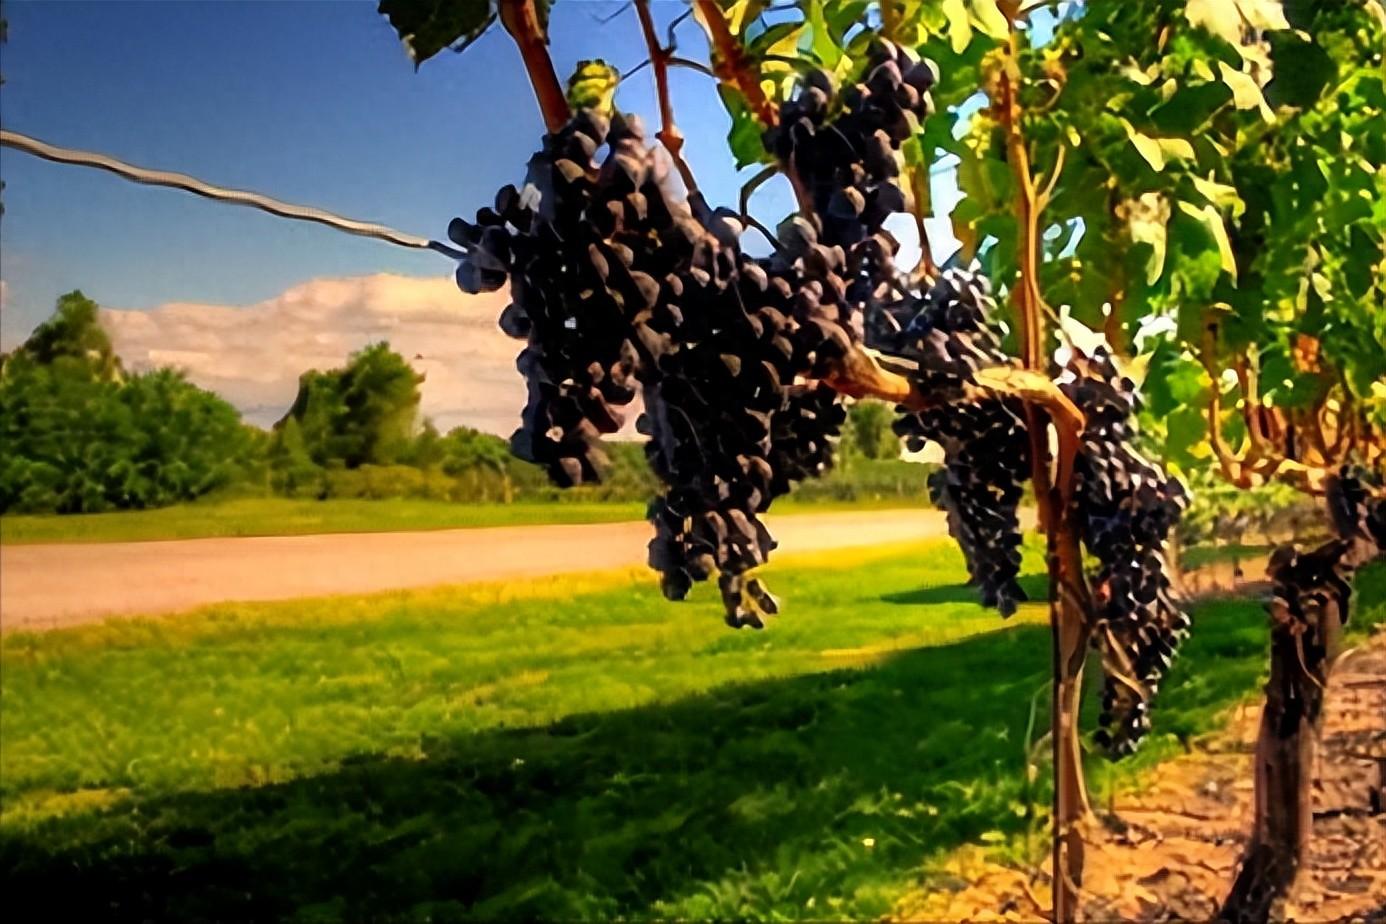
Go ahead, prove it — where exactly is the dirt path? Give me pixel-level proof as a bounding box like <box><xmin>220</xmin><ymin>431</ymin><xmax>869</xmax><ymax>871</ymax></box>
<box><xmin>0</xmin><ymin>508</ymin><xmax>969</xmax><ymax>632</ymax></box>
<box><xmin>893</xmin><ymin>628</ymin><xmax>1386</xmax><ymax>922</ymax></box>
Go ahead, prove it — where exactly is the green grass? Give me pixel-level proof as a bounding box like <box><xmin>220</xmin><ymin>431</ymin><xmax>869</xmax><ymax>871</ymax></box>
<box><xmin>0</xmin><ymin>497</ymin><xmax>649</xmax><ymax>544</ymax></box>
<box><xmin>0</xmin><ymin>495</ymin><xmax>927</xmax><ymax>545</ymax></box>
<box><xmin>2</xmin><ymin>542</ymin><xmax>1381</xmax><ymax>921</ymax></box>
<box><xmin>1180</xmin><ymin>542</ymin><xmax>1276</xmax><ymax>571</ymax></box>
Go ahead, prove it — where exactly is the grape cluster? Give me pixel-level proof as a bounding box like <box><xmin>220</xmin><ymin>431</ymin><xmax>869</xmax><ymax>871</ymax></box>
<box><xmin>765</xmin><ymin>41</ymin><xmax>936</xmax><ymax>248</ymax></box>
<box><xmin>638</xmin><ymin>223</ymin><xmax>854</xmax><ymax>626</ymax></box>
<box><xmin>448</xmin><ymin>110</ymin><xmax>651</xmax><ymax>486</ymax></box>
<box><xmin>888</xmin><ymin>269</ymin><xmax>1032</xmax><ymax>616</ymax></box>
<box><xmin>1060</xmin><ymin>348</ymin><xmax>1190</xmax><ymax>755</ymax></box>
<box><xmin>444</xmin><ymin>42</ymin><xmax>950</xmax><ymax>627</ymax></box>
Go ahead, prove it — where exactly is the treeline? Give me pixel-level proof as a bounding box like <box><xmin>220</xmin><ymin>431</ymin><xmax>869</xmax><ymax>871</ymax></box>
<box><xmin>0</xmin><ymin>292</ymin><xmax>934</xmax><ymax>515</ymax></box>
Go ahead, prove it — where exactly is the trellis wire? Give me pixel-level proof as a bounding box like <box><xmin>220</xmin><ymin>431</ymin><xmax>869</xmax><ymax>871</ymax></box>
<box><xmin>0</xmin><ymin>129</ymin><xmax>465</xmax><ymax>260</ymax></box>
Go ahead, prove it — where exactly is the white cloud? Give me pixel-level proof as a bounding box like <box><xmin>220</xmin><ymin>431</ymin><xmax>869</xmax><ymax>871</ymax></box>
<box><xmin>102</xmin><ymin>273</ymin><xmax>531</xmax><ymax>435</ymax></box>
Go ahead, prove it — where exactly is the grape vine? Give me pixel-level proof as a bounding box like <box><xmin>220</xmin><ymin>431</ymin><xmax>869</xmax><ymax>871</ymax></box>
<box><xmin>445</xmin><ymin>42</ymin><xmax>1190</xmax><ymax>752</ymax></box>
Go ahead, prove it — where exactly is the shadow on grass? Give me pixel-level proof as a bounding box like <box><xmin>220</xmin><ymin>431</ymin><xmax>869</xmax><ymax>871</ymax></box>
<box><xmin>880</xmin><ymin>573</ymin><xmax>1049</xmax><ymax>608</ymax></box>
<box><xmin>1</xmin><ymin>582</ymin><xmax>1314</xmax><ymax>923</ymax></box>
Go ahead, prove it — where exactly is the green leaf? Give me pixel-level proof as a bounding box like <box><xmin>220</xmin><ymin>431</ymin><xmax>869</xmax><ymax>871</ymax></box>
<box><xmin>719</xmin><ymin>85</ymin><xmax>770</xmax><ymax>169</ymax></box>
<box><xmin>1266</xmin><ymin>30</ymin><xmax>1336</xmax><ymax>108</ymax></box>
<box><xmin>1177</xmin><ymin>200</ymin><xmax>1238</xmax><ymax>281</ymax></box>
<box><xmin>378</xmin><ymin>0</ymin><xmax>496</xmax><ymax>67</ymax></box>
<box><xmin>1166</xmin><ymin>405</ymin><xmax>1210</xmax><ymax>468</ymax></box>
<box><xmin>806</xmin><ymin>0</ymin><xmax>843</xmax><ymax>68</ymax></box>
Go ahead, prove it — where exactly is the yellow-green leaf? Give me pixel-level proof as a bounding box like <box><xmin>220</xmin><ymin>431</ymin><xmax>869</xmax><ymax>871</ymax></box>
<box><xmin>807</xmin><ymin>0</ymin><xmax>842</xmax><ymax>68</ymax></box>
<box><xmin>724</xmin><ymin>0</ymin><xmax>766</xmax><ymax>36</ymax></box>
<box><xmin>566</xmin><ymin>59</ymin><xmax>620</xmax><ymax>114</ymax></box>
<box><xmin>1191</xmin><ymin>175</ymin><xmax>1245</xmax><ymax>217</ymax></box>
<box><xmin>1238</xmin><ymin>0</ymin><xmax>1289</xmax><ymax>32</ymax></box>
<box><xmin>942</xmin><ymin>0</ymin><xmax>973</xmax><ymax>53</ymax></box>
<box><xmin>1121</xmin><ymin>118</ymin><xmax>1165</xmax><ymax>171</ymax></box>
<box><xmin>1178</xmin><ymin>200</ymin><xmax>1238</xmax><ymax>280</ymax></box>
<box><xmin>1156</xmin><ymin>137</ymin><xmax>1195</xmax><ymax>162</ymax></box>
<box><xmin>1128</xmin><ymin>192</ymin><xmax>1170</xmax><ymax>285</ymax></box>
<box><xmin>1217</xmin><ymin>61</ymin><xmax>1274</xmax><ymax>121</ymax></box>
<box><xmin>1185</xmin><ymin>0</ymin><xmax>1242</xmax><ymax>44</ymax></box>
<box><xmin>970</xmin><ymin>0</ymin><xmax>1010</xmax><ymax>40</ymax></box>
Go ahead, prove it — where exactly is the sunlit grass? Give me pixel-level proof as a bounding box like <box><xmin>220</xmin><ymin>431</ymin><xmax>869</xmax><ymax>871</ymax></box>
<box><xmin>0</xmin><ymin>494</ymin><xmax>932</xmax><ymax>545</ymax></box>
<box><xmin>2</xmin><ymin>539</ymin><xmax>1380</xmax><ymax>921</ymax></box>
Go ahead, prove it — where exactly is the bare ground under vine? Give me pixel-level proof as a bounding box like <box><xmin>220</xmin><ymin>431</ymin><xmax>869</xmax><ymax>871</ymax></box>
<box><xmin>893</xmin><ymin>627</ymin><xmax>1386</xmax><ymax>923</ymax></box>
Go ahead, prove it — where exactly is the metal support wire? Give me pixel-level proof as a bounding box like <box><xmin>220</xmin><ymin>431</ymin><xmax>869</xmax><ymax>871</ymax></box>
<box><xmin>0</xmin><ymin>129</ymin><xmax>465</xmax><ymax>260</ymax></box>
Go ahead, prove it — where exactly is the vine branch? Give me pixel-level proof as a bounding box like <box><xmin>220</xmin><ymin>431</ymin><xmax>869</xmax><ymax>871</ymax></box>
<box><xmin>693</xmin><ymin>0</ymin><xmax>778</xmax><ymax>127</ymax></box>
<box><xmin>499</xmin><ymin>0</ymin><xmax>570</xmax><ymax>134</ymax></box>
<box><xmin>635</xmin><ymin>0</ymin><xmax>699</xmax><ymax>194</ymax></box>
<box><xmin>692</xmin><ymin>0</ymin><xmax>816</xmax><ymax>218</ymax></box>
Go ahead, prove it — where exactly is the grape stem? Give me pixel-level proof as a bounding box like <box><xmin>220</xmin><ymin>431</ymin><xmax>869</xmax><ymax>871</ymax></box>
<box><xmin>499</xmin><ymin>0</ymin><xmax>571</xmax><ymax>134</ymax></box>
<box><xmin>635</xmin><ymin>0</ymin><xmax>700</xmax><ymax>196</ymax></box>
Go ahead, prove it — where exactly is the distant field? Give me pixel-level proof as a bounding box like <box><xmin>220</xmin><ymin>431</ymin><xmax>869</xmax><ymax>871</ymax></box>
<box><xmin>0</xmin><ymin>495</ymin><xmax>933</xmax><ymax>545</ymax></box>
<box><xmin>6</xmin><ymin>539</ymin><xmax>1378</xmax><ymax>920</ymax></box>
<box><xmin>0</xmin><ymin>497</ymin><xmax>647</xmax><ymax>544</ymax></box>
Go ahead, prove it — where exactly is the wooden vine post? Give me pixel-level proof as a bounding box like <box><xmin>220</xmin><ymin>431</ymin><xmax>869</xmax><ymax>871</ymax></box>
<box><xmin>1221</xmin><ymin>499</ymin><xmax>1381</xmax><ymax>922</ymax></box>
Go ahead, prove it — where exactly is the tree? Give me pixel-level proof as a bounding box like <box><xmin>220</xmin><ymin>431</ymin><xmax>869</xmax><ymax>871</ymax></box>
<box><xmin>0</xmin><ymin>294</ymin><xmax>255</xmax><ymax>512</ymax></box>
<box><xmin>266</xmin><ymin>417</ymin><xmax>324</xmax><ymax>498</ymax></box>
<box><xmin>277</xmin><ymin>341</ymin><xmax>424</xmax><ymax>468</ymax></box>
<box><xmin>10</xmin><ymin>290</ymin><xmax>122</xmax><ymax>382</ymax></box>
<box><xmin>846</xmin><ymin>399</ymin><xmax>902</xmax><ymax>460</ymax></box>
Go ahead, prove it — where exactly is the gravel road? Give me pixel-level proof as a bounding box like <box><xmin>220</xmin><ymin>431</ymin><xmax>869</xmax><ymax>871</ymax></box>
<box><xmin>0</xmin><ymin>508</ymin><xmax>964</xmax><ymax>631</ymax></box>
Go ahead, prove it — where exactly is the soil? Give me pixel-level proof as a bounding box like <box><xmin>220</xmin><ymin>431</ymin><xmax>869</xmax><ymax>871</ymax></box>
<box><xmin>893</xmin><ymin>628</ymin><xmax>1386</xmax><ymax>923</ymax></box>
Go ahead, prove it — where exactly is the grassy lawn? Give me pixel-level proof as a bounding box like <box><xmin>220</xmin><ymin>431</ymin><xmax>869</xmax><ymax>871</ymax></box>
<box><xmin>0</xmin><ymin>495</ymin><xmax>931</xmax><ymax>545</ymax></box>
<box><xmin>2</xmin><ymin>540</ymin><xmax>1381</xmax><ymax>921</ymax></box>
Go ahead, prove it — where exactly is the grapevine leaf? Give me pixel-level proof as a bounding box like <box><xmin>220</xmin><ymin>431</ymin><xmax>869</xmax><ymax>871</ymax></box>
<box><xmin>378</xmin><ymin>0</ymin><xmax>496</xmax><ymax>67</ymax></box>
<box><xmin>806</xmin><ymin>0</ymin><xmax>843</xmax><ymax>68</ymax></box>
<box><xmin>722</xmin><ymin>0</ymin><xmax>767</xmax><ymax>36</ymax></box>
<box><xmin>719</xmin><ymin>85</ymin><xmax>771</xmax><ymax>169</ymax></box>
<box><xmin>941</xmin><ymin>0</ymin><xmax>974</xmax><ymax>53</ymax></box>
<box><xmin>1177</xmin><ymin>201</ymin><xmax>1238</xmax><ymax>281</ymax></box>
<box><xmin>970</xmin><ymin>0</ymin><xmax>1010</xmax><ymax>40</ymax></box>
<box><xmin>1265</xmin><ymin>30</ymin><xmax>1335</xmax><ymax>107</ymax></box>
<box><xmin>1217</xmin><ymin>61</ymin><xmax>1274</xmax><ymax>121</ymax></box>
<box><xmin>1121</xmin><ymin>119</ymin><xmax>1166</xmax><ymax>171</ymax></box>
<box><xmin>1156</xmin><ymin>137</ymin><xmax>1196</xmax><ymax>162</ymax></box>
<box><xmin>1127</xmin><ymin>193</ymin><xmax>1170</xmax><ymax>285</ymax></box>
<box><xmin>1185</xmin><ymin>0</ymin><xmax>1245</xmax><ymax>45</ymax></box>
<box><xmin>1237</xmin><ymin>0</ymin><xmax>1290</xmax><ymax>32</ymax></box>
<box><xmin>1190</xmin><ymin>175</ymin><xmax>1244</xmax><ymax>218</ymax></box>
<box><xmin>1166</xmin><ymin>405</ymin><xmax>1210</xmax><ymax>466</ymax></box>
